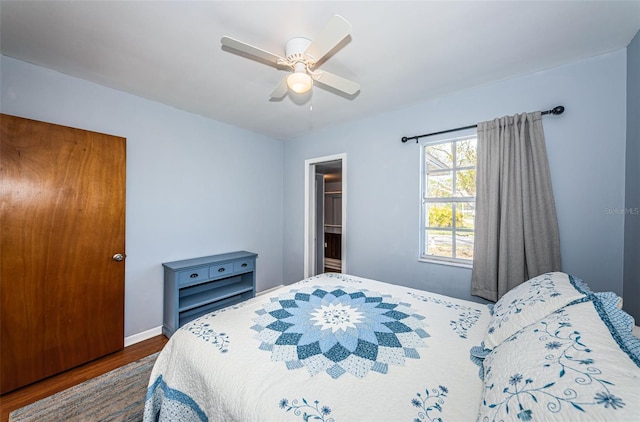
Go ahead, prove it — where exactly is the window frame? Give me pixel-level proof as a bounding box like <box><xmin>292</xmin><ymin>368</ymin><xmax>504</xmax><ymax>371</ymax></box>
<box><xmin>419</xmin><ymin>132</ymin><xmax>477</xmax><ymax>268</ymax></box>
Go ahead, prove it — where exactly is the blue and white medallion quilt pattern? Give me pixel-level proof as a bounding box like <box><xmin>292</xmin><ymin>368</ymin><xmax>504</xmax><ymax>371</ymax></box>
<box><xmin>251</xmin><ymin>285</ymin><xmax>429</xmax><ymax>378</ymax></box>
<box><xmin>143</xmin><ymin>274</ymin><xmax>488</xmax><ymax>421</ymax></box>
<box><xmin>144</xmin><ymin>273</ymin><xmax>640</xmax><ymax>421</ymax></box>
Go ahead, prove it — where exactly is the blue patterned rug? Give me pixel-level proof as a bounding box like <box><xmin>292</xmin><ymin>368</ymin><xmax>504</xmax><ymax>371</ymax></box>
<box><xmin>9</xmin><ymin>353</ymin><xmax>158</xmax><ymax>422</ymax></box>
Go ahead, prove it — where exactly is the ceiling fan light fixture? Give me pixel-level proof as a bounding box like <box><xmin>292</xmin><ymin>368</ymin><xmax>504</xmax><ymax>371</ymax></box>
<box><xmin>287</xmin><ymin>72</ymin><xmax>312</xmax><ymax>94</ymax></box>
<box><xmin>221</xmin><ymin>15</ymin><xmax>358</xmax><ymax>100</ymax></box>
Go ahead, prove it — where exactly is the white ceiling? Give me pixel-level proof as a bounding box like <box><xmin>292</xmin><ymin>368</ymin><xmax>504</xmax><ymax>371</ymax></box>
<box><xmin>1</xmin><ymin>1</ymin><xmax>639</xmax><ymax>140</ymax></box>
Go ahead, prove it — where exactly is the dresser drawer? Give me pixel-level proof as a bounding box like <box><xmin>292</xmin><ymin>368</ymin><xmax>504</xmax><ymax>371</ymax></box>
<box><xmin>233</xmin><ymin>259</ymin><xmax>254</xmax><ymax>273</ymax></box>
<box><xmin>209</xmin><ymin>263</ymin><xmax>233</xmax><ymax>278</ymax></box>
<box><xmin>178</xmin><ymin>267</ymin><xmax>210</xmax><ymax>285</ymax></box>
<box><xmin>163</xmin><ymin>251</ymin><xmax>257</xmax><ymax>337</ymax></box>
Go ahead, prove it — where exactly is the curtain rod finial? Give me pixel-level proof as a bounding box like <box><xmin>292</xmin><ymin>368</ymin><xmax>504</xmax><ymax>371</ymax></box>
<box><xmin>551</xmin><ymin>106</ymin><xmax>565</xmax><ymax>115</ymax></box>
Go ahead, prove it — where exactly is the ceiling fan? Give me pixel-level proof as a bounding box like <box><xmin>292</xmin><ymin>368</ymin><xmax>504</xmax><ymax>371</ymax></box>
<box><xmin>221</xmin><ymin>15</ymin><xmax>360</xmax><ymax>100</ymax></box>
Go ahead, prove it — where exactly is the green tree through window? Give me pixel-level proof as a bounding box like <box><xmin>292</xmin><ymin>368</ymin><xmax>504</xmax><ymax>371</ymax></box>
<box><xmin>421</xmin><ymin>136</ymin><xmax>476</xmax><ymax>263</ymax></box>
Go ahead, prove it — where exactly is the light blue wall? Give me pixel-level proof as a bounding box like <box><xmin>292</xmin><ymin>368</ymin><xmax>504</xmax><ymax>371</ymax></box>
<box><xmin>0</xmin><ymin>55</ymin><xmax>285</xmax><ymax>337</ymax></box>
<box><xmin>283</xmin><ymin>50</ymin><xmax>628</xmax><ymax>303</ymax></box>
<box><xmin>624</xmin><ymin>30</ymin><xmax>640</xmax><ymax>321</ymax></box>
<box><xmin>1</xmin><ymin>46</ymin><xmax>632</xmax><ymax>338</ymax></box>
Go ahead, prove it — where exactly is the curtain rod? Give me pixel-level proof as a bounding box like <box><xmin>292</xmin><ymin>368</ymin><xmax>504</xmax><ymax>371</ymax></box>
<box><xmin>400</xmin><ymin>105</ymin><xmax>565</xmax><ymax>143</ymax></box>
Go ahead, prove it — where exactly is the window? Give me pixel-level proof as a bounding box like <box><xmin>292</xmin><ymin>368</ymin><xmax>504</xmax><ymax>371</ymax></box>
<box><xmin>420</xmin><ymin>135</ymin><xmax>477</xmax><ymax>265</ymax></box>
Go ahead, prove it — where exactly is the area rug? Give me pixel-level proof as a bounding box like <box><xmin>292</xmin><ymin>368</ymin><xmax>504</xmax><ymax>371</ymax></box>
<box><xmin>9</xmin><ymin>352</ymin><xmax>159</xmax><ymax>422</ymax></box>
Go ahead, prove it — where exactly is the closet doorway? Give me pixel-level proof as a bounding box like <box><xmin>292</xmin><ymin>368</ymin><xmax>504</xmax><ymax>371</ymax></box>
<box><xmin>304</xmin><ymin>154</ymin><xmax>347</xmax><ymax>278</ymax></box>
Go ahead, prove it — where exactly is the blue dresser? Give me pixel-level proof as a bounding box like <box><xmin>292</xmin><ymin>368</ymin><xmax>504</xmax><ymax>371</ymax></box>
<box><xmin>162</xmin><ymin>251</ymin><xmax>257</xmax><ymax>337</ymax></box>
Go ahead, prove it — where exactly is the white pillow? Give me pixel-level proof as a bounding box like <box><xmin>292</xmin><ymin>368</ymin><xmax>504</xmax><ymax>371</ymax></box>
<box><xmin>483</xmin><ymin>272</ymin><xmax>590</xmax><ymax>350</ymax></box>
<box><xmin>478</xmin><ymin>297</ymin><xmax>640</xmax><ymax>421</ymax></box>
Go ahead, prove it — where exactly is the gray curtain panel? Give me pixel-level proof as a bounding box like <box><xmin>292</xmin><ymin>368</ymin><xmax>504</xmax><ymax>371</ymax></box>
<box><xmin>471</xmin><ymin>111</ymin><xmax>561</xmax><ymax>301</ymax></box>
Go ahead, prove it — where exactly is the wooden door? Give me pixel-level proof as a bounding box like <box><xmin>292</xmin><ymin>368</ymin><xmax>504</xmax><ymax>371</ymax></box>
<box><xmin>0</xmin><ymin>114</ymin><xmax>126</xmax><ymax>394</ymax></box>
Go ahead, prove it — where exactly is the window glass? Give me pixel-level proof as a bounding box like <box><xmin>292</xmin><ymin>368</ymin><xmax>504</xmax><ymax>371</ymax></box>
<box><xmin>421</xmin><ymin>135</ymin><xmax>477</xmax><ymax>265</ymax></box>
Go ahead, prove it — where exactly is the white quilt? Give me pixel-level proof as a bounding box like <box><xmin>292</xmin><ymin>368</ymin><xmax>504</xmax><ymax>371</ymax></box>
<box><xmin>144</xmin><ymin>273</ymin><xmax>491</xmax><ymax>421</ymax></box>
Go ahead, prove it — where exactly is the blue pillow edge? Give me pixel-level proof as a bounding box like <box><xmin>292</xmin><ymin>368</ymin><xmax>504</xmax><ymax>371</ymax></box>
<box><xmin>567</xmin><ymin>273</ymin><xmax>592</xmax><ymax>295</ymax></box>
<box><xmin>590</xmin><ymin>292</ymin><xmax>640</xmax><ymax>368</ymax></box>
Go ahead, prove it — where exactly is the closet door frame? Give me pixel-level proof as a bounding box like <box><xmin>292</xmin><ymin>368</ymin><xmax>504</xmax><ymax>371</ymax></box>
<box><xmin>303</xmin><ymin>153</ymin><xmax>347</xmax><ymax>278</ymax></box>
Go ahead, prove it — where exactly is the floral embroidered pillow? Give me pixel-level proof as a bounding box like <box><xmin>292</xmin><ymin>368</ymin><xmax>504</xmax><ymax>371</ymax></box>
<box><xmin>478</xmin><ymin>296</ymin><xmax>640</xmax><ymax>421</ymax></box>
<box><xmin>483</xmin><ymin>272</ymin><xmax>590</xmax><ymax>350</ymax></box>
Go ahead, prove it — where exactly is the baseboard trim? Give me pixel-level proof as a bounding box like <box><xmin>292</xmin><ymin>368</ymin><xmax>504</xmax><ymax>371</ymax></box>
<box><xmin>124</xmin><ymin>326</ymin><xmax>163</xmax><ymax>347</ymax></box>
<box><xmin>123</xmin><ymin>286</ymin><xmax>285</xmax><ymax>347</ymax></box>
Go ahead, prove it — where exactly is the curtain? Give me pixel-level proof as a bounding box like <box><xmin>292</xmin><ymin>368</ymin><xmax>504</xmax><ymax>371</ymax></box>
<box><xmin>471</xmin><ymin>111</ymin><xmax>561</xmax><ymax>301</ymax></box>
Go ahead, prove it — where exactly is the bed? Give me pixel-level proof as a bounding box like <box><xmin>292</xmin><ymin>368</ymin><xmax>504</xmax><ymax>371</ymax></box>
<box><xmin>143</xmin><ymin>272</ymin><xmax>640</xmax><ymax>421</ymax></box>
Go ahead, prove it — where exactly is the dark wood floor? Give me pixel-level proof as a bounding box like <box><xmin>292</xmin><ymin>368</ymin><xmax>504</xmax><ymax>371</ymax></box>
<box><xmin>0</xmin><ymin>334</ymin><xmax>168</xmax><ymax>422</ymax></box>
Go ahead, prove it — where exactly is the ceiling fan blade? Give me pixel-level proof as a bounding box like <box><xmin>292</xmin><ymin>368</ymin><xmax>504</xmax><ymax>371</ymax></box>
<box><xmin>221</xmin><ymin>36</ymin><xmax>285</xmax><ymax>67</ymax></box>
<box><xmin>313</xmin><ymin>70</ymin><xmax>360</xmax><ymax>95</ymax></box>
<box><xmin>269</xmin><ymin>77</ymin><xmax>289</xmax><ymax>99</ymax></box>
<box><xmin>304</xmin><ymin>15</ymin><xmax>351</xmax><ymax>63</ymax></box>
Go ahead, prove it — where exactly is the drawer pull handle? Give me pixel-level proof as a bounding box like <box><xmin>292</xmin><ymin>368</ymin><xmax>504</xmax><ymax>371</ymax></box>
<box><xmin>241</xmin><ymin>263</ymin><xmax>248</xmax><ymax>267</ymax></box>
<box><xmin>190</xmin><ymin>273</ymin><xmax>199</xmax><ymax>278</ymax></box>
<box><xmin>218</xmin><ymin>267</ymin><xmax>225</xmax><ymax>272</ymax></box>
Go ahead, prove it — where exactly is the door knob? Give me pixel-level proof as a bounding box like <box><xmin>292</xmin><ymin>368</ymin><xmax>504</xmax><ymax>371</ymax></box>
<box><xmin>112</xmin><ymin>253</ymin><xmax>125</xmax><ymax>262</ymax></box>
